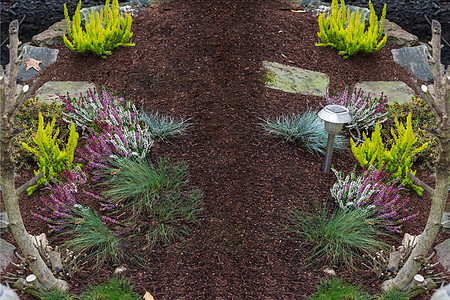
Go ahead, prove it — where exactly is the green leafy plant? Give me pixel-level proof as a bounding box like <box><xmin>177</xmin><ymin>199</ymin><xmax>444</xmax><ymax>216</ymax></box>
<box><xmin>62</xmin><ymin>205</ymin><xmax>125</xmax><ymax>268</ymax></box>
<box><xmin>101</xmin><ymin>157</ymin><xmax>204</xmax><ymax>249</ymax></box>
<box><xmin>376</xmin><ymin>289</ymin><xmax>408</xmax><ymax>300</ymax></box>
<box><xmin>259</xmin><ymin>109</ymin><xmax>347</xmax><ymax>155</ymax></box>
<box><xmin>63</xmin><ymin>0</ymin><xmax>134</xmax><ymax>58</ymax></box>
<box><xmin>350</xmin><ymin>112</ymin><xmax>428</xmax><ymax>195</ymax></box>
<box><xmin>79</xmin><ymin>276</ymin><xmax>140</xmax><ymax>300</ymax></box>
<box><xmin>13</xmin><ymin>97</ymin><xmax>68</xmax><ymax>166</ymax></box>
<box><xmin>22</xmin><ymin>112</ymin><xmax>79</xmax><ymax>195</ymax></box>
<box><xmin>283</xmin><ymin>203</ymin><xmax>388</xmax><ymax>269</ymax></box>
<box><xmin>316</xmin><ymin>0</ymin><xmax>387</xmax><ymax>58</ymax></box>
<box><xmin>382</xmin><ymin>97</ymin><xmax>438</xmax><ymax>167</ymax></box>
<box><xmin>308</xmin><ymin>277</ymin><xmax>371</xmax><ymax>300</ymax></box>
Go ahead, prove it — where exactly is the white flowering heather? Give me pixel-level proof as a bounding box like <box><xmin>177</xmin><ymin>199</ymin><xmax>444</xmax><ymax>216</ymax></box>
<box><xmin>108</xmin><ymin>124</ymin><xmax>154</xmax><ymax>160</ymax></box>
<box><xmin>322</xmin><ymin>88</ymin><xmax>388</xmax><ymax>142</ymax></box>
<box><xmin>260</xmin><ymin>109</ymin><xmax>347</xmax><ymax>155</ymax></box>
<box><xmin>330</xmin><ymin>166</ymin><xmax>417</xmax><ymax>232</ymax></box>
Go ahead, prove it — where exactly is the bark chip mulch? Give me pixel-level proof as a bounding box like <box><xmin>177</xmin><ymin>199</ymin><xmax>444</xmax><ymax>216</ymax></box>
<box><xmin>1</xmin><ymin>0</ymin><xmax>449</xmax><ymax>299</ymax></box>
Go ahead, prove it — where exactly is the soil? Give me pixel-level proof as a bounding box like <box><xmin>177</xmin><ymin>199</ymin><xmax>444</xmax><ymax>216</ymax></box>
<box><xmin>1</xmin><ymin>0</ymin><xmax>449</xmax><ymax>299</ymax></box>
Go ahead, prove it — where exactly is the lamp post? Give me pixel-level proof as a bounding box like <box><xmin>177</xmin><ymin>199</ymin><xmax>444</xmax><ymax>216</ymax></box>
<box><xmin>318</xmin><ymin>105</ymin><xmax>352</xmax><ymax>173</ymax></box>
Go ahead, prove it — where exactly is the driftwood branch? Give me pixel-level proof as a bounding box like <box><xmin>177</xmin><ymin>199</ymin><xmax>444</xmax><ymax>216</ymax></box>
<box><xmin>16</xmin><ymin>172</ymin><xmax>44</xmax><ymax>195</ymax></box>
<box><xmin>407</xmin><ymin>171</ymin><xmax>434</xmax><ymax>195</ymax></box>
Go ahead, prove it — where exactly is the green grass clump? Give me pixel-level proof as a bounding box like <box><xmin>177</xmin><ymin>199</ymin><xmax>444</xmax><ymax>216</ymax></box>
<box><xmin>44</xmin><ymin>288</ymin><xmax>74</xmax><ymax>300</ymax></box>
<box><xmin>140</xmin><ymin>111</ymin><xmax>190</xmax><ymax>140</ymax></box>
<box><xmin>283</xmin><ymin>204</ymin><xmax>388</xmax><ymax>269</ymax></box>
<box><xmin>62</xmin><ymin>205</ymin><xmax>125</xmax><ymax>268</ymax></box>
<box><xmin>102</xmin><ymin>157</ymin><xmax>204</xmax><ymax>249</ymax></box>
<box><xmin>260</xmin><ymin>110</ymin><xmax>347</xmax><ymax>155</ymax></box>
<box><xmin>79</xmin><ymin>276</ymin><xmax>141</xmax><ymax>300</ymax></box>
<box><xmin>308</xmin><ymin>277</ymin><xmax>371</xmax><ymax>300</ymax></box>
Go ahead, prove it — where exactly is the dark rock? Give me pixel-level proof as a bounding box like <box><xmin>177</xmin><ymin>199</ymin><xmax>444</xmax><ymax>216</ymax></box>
<box><xmin>391</xmin><ymin>45</ymin><xmax>433</xmax><ymax>82</ymax></box>
<box><xmin>17</xmin><ymin>45</ymin><xmax>59</xmax><ymax>82</ymax></box>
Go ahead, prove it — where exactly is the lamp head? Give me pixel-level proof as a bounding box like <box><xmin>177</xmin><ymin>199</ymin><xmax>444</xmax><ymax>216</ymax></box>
<box><xmin>318</xmin><ymin>105</ymin><xmax>352</xmax><ymax>135</ymax></box>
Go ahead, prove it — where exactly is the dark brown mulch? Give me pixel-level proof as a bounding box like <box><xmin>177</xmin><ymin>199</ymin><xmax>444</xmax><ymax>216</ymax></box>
<box><xmin>1</xmin><ymin>0</ymin><xmax>449</xmax><ymax>298</ymax></box>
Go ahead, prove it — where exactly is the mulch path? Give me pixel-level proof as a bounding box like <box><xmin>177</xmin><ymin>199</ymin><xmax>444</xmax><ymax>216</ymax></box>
<box><xmin>1</xmin><ymin>0</ymin><xmax>449</xmax><ymax>298</ymax></box>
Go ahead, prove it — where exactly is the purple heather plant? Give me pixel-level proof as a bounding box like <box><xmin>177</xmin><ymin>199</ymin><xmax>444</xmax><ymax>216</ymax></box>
<box><xmin>330</xmin><ymin>166</ymin><xmax>417</xmax><ymax>232</ymax></box>
<box><xmin>322</xmin><ymin>88</ymin><xmax>388</xmax><ymax>143</ymax></box>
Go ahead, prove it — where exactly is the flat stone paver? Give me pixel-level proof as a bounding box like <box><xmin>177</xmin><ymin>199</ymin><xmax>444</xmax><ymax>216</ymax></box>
<box><xmin>262</xmin><ymin>61</ymin><xmax>330</xmax><ymax>96</ymax></box>
<box><xmin>354</xmin><ymin>81</ymin><xmax>416</xmax><ymax>104</ymax></box>
<box><xmin>34</xmin><ymin>81</ymin><xmax>97</xmax><ymax>104</ymax></box>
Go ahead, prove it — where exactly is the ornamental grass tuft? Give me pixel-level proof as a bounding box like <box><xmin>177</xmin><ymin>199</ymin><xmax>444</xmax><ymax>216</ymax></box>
<box><xmin>283</xmin><ymin>203</ymin><xmax>389</xmax><ymax>269</ymax></box>
<box><xmin>140</xmin><ymin>111</ymin><xmax>190</xmax><ymax>140</ymax></box>
<box><xmin>101</xmin><ymin>157</ymin><xmax>204</xmax><ymax>249</ymax></box>
<box><xmin>260</xmin><ymin>109</ymin><xmax>347</xmax><ymax>155</ymax></box>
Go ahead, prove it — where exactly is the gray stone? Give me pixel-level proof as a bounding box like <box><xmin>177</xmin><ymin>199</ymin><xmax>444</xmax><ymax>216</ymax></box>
<box><xmin>31</xmin><ymin>20</ymin><xmax>67</xmax><ymax>48</ymax></box>
<box><xmin>354</xmin><ymin>81</ymin><xmax>416</xmax><ymax>105</ymax></box>
<box><xmin>435</xmin><ymin>239</ymin><xmax>450</xmax><ymax>272</ymax></box>
<box><xmin>0</xmin><ymin>212</ymin><xmax>9</xmax><ymax>234</ymax></box>
<box><xmin>384</xmin><ymin>20</ymin><xmax>419</xmax><ymax>48</ymax></box>
<box><xmin>34</xmin><ymin>81</ymin><xmax>97</xmax><ymax>105</ymax></box>
<box><xmin>262</xmin><ymin>61</ymin><xmax>330</xmax><ymax>96</ymax></box>
<box><xmin>79</xmin><ymin>0</ymin><xmax>144</xmax><ymax>25</ymax></box>
<box><xmin>0</xmin><ymin>238</ymin><xmax>16</xmax><ymax>273</ymax></box>
<box><xmin>391</xmin><ymin>45</ymin><xmax>433</xmax><ymax>82</ymax></box>
<box><xmin>17</xmin><ymin>46</ymin><xmax>59</xmax><ymax>82</ymax></box>
<box><xmin>442</xmin><ymin>211</ymin><xmax>450</xmax><ymax>234</ymax></box>
<box><xmin>306</xmin><ymin>0</ymin><xmax>370</xmax><ymax>25</ymax></box>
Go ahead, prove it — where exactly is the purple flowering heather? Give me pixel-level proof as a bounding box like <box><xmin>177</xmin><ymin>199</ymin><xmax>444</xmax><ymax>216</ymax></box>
<box><xmin>32</xmin><ymin>167</ymin><xmax>105</xmax><ymax>233</ymax></box>
<box><xmin>322</xmin><ymin>88</ymin><xmax>388</xmax><ymax>143</ymax></box>
<box><xmin>331</xmin><ymin>166</ymin><xmax>418</xmax><ymax>233</ymax></box>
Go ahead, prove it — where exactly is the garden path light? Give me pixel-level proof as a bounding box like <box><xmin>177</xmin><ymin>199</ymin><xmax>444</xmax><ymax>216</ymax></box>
<box><xmin>318</xmin><ymin>105</ymin><xmax>352</xmax><ymax>173</ymax></box>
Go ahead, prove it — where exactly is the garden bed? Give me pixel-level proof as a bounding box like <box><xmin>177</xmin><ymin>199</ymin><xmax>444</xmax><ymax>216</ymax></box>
<box><xmin>1</xmin><ymin>0</ymin><xmax>449</xmax><ymax>298</ymax></box>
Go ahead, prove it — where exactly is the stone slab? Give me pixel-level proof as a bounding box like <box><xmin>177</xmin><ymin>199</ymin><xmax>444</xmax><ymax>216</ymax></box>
<box><xmin>435</xmin><ymin>238</ymin><xmax>450</xmax><ymax>272</ymax></box>
<box><xmin>34</xmin><ymin>81</ymin><xmax>97</xmax><ymax>105</ymax></box>
<box><xmin>0</xmin><ymin>212</ymin><xmax>9</xmax><ymax>234</ymax></box>
<box><xmin>442</xmin><ymin>211</ymin><xmax>450</xmax><ymax>234</ymax></box>
<box><xmin>354</xmin><ymin>81</ymin><xmax>416</xmax><ymax>105</ymax></box>
<box><xmin>17</xmin><ymin>45</ymin><xmax>59</xmax><ymax>82</ymax></box>
<box><xmin>262</xmin><ymin>61</ymin><xmax>330</xmax><ymax>96</ymax></box>
<box><xmin>0</xmin><ymin>238</ymin><xmax>16</xmax><ymax>273</ymax></box>
<box><xmin>391</xmin><ymin>45</ymin><xmax>433</xmax><ymax>82</ymax></box>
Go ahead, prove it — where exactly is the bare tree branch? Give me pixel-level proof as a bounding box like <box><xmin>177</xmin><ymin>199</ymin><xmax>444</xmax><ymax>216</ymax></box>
<box><xmin>407</xmin><ymin>171</ymin><xmax>434</xmax><ymax>195</ymax></box>
<box><xmin>16</xmin><ymin>172</ymin><xmax>44</xmax><ymax>196</ymax></box>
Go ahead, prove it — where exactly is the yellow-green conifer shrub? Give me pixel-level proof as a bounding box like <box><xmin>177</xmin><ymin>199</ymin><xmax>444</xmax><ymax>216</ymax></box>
<box><xmin>351</xmin><ymin>113</ymin><xmax>428</xmax><ymax>195</ymax></box>
<box><xmin>22</xmin><ymin>113</ymin><xmax>79</xmax><ymax>195</ymax></box>
<box><xmin>63</xmin><ymin>0</ymin><xmax>134</xmax><ymax>59</ymax></box>
<box><xmin>316</xmin><ymin>0</ymin><xmax>387</xmax><ymax>58</ymax></box>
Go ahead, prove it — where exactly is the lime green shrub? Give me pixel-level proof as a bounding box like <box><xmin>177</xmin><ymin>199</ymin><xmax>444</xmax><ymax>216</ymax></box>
<box><xmin>63</xmin><ymin>0</ymin><xmax>134</xmax><ymax>59</ymax></box>
<box><xmin>382</xmin><ymin>97</ymin><xmax>438</xmax><ymax>168</ymax></box>
<box><xmin>350</xmin><ymin>112</ymin><xmax>428</xmax><ymax>195</ymax></box>
<box><xmin>13</xmin><ymin>97</ymin><xmax>68</xmax><ymax>166</ymax></box>
<box><xmin>22</xmin><ymin>112</ymin><xmax>79</xmax><ymax>194</ymax></box>
<box><xmin>316</xmin><ymin>0</ymin><xmax>387</xmax><ymax>58</ymax></box>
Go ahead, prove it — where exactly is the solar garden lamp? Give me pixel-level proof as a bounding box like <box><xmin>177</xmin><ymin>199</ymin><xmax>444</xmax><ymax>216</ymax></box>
<box><xmin>318</xmin><ymin>105</ymin><xmax>352</xmax><ymax>173</ymax></box>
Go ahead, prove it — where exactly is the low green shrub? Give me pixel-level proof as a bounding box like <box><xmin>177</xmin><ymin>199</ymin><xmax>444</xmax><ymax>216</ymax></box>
<box><xmin>382</xmin><ymin>97</ymin><xmax>438</xmax><ymax>168</ymax></box>
<box><xmin>283</xmin><ymin>203</ymin><xmax>388</xmax><ymax>269</ymax></box>
<box><xmin>22</xmin><ymin>112</ymin><xmax>79</xmax><ymax>195</ymax></box>
<box><xmin>259</xmin><ymin>110</ymin><xmax>347</xmax><ymax>155</ymax></box>
<box><xmin>62</xmin><ymin>205</ymin><xmax>125</xmax><ymax>268</ymax></box>
<box><xmin>316</xmin><ymin>0</ymin><xmax>387</xmax><ymax>58</ymax></box>
<box><xmin>351</xmin><ymin>112</ymin><xmax>427</xmax><ymax>195</ymax></box>
<box><xmin>79</xmin><ymin>276</ymin><xmax>141</xmax><ymax>300</ymax></box>
<box><xmin>308</xmin><ymin>277</ymin><xmax>371</xmax><ymax>300</ymax></box>
<box><xmin>13</xmin><ymin>97</ymin><xmax>68</xmax><ymax>166</ymax></box>
<box><xmin>63</xmin><ymin>0</ymin><xmax>134</xmax><ymax>58</ymax></box>
<box><xmin>101</xmin><ymin>157</ymin><xmax>204</xmax><ymax>249</ymax></box>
